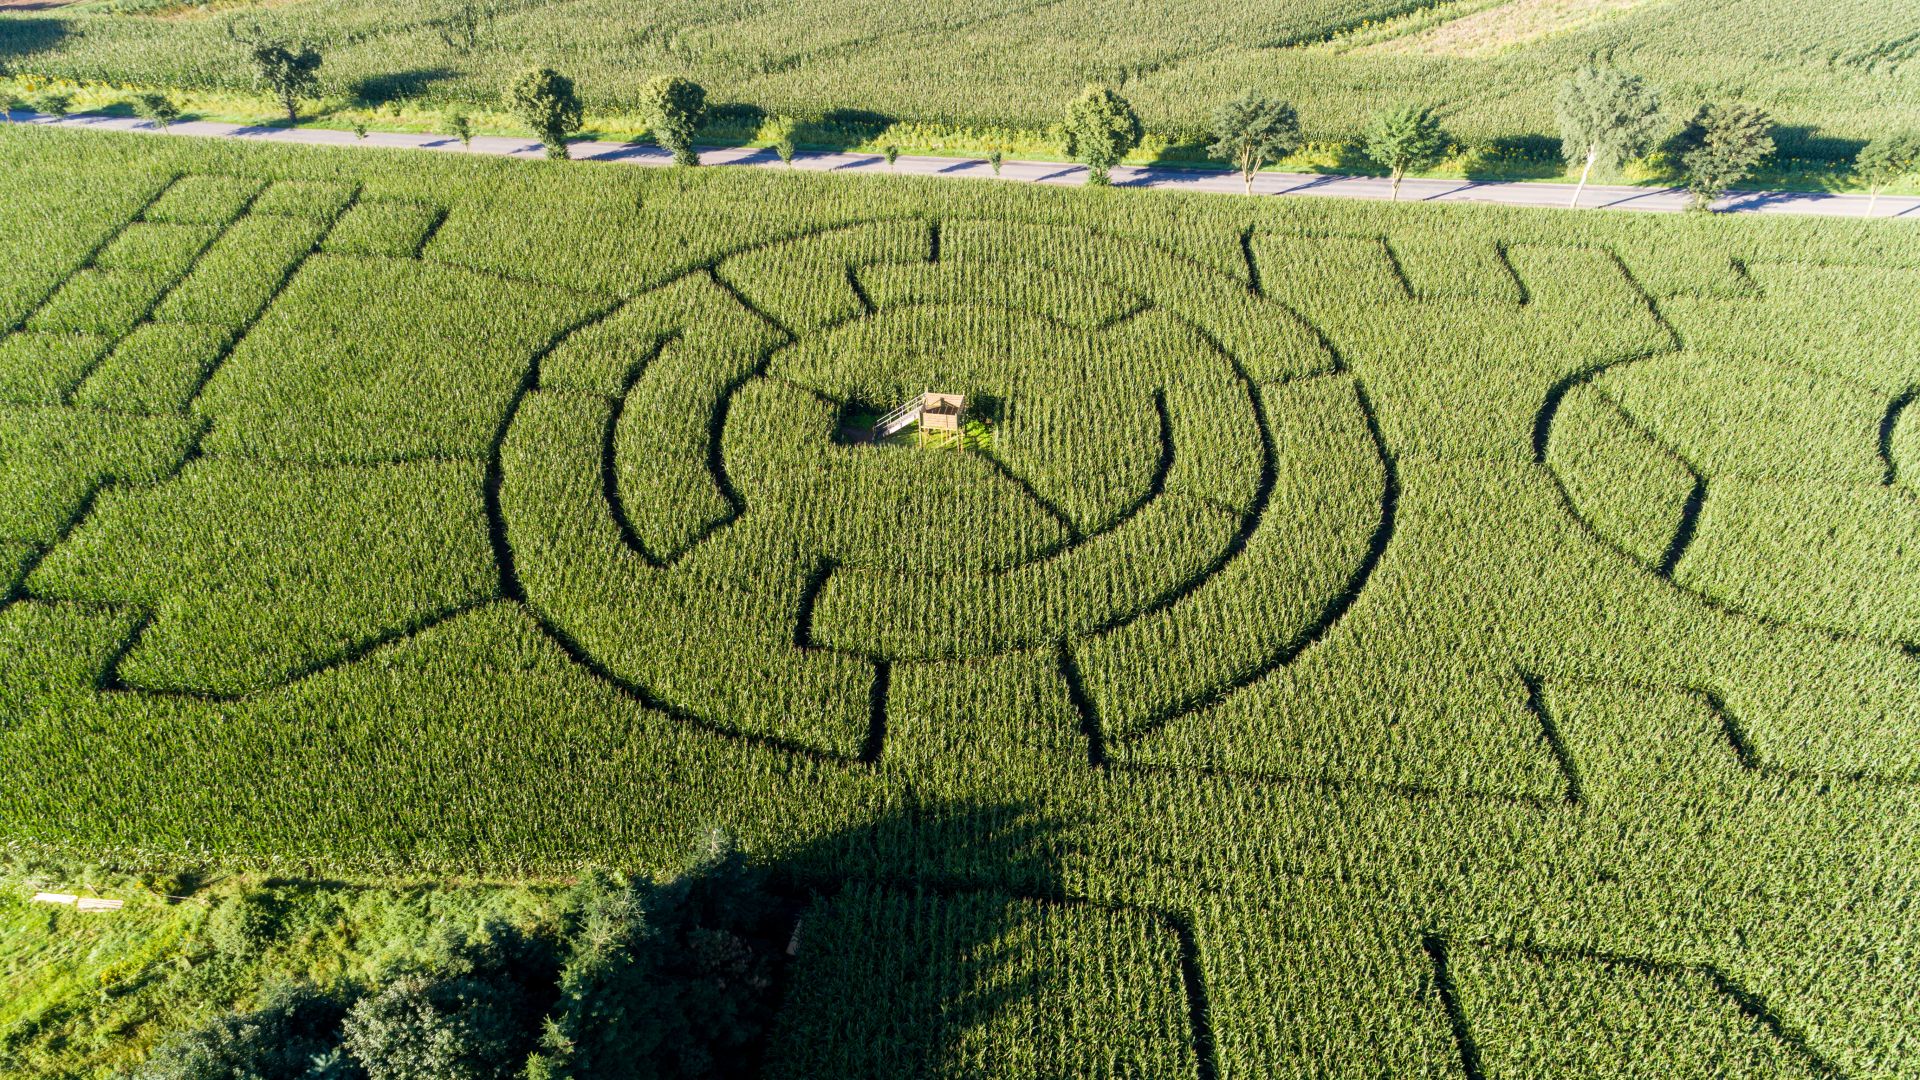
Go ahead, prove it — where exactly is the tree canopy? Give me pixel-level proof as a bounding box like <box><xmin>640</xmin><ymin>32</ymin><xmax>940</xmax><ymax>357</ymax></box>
<box><xmin>506</xmin><ymin>67</ymin><xmax>584</xmax><ymax>161</ymax></box>
<box><xmin>1208</xmin><ymin>90</ymin><xmax>1302</xmax><ymax>195</ymax></box>
<box><xmin>241</xmin><ymin>37</ymin><xmax>321</xmax><ymax>126</ymax></box>
<box><xmin>641</xmin><ymin>76</ymin><xmax>707</xmax><ymax>167</ymax></box>
<box><xmin>1855</xmin><ymin>131</ymin><xmax>1920</xmax><ymax>214</ymax></box>
<box><xmin>1062</xmin><ymin>85</ymin><xmax>1143</xmax><ymax>186</ymax></box>
<box><xmin>1554</xmin><ymin>64</ymin><xmax>1662</xmax><ymax>207</ymax></box>
<box><xmin>1673</xmin><ymin>102</ymin><xmax>1775</xmax><ymax>210</ymax></box>
<box><xmin>1363</xmin><ymin>105</ymin><xmax>1448</xmax><ymax>200</ymax></box>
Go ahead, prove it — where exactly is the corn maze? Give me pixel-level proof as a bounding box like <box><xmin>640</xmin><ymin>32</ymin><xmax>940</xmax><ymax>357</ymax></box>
<box><xmin>3</xmin><ymin>126</ymin><xmax>1920</xmax><ymax>1078</ymax></box>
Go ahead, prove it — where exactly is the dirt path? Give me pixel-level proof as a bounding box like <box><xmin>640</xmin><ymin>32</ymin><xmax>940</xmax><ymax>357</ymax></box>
<box><xmin>11</xmin><ymin>110</ymin><xmax>1918</xmax><ymax>219</ymax></box>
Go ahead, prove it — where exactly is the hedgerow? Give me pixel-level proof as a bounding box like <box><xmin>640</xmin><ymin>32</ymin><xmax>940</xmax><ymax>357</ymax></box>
<box><xmin>2</xmin><ymin>124</ymin><xmax>1919</xmax><ymax>1078</ymax></box>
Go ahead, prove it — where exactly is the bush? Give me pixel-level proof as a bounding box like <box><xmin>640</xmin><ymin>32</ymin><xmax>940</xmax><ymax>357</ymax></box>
<box><xmin>28</xmin><ymin>91</ymin><xmax>73</xmax><ymax>117</ymax></box>
<box><xmin>131</xmin><ymin>91</ymin><xmax>181</xmax><ymax>129</ymax></box>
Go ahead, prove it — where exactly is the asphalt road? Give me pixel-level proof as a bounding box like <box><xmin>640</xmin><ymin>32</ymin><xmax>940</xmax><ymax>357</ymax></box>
<box><xmin>12</xmin><ymin>111</ymin><xmax>1919</xmax><ymax>219</ymax></box>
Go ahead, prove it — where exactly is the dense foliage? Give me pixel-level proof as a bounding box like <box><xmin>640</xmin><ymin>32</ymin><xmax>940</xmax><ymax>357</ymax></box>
<box><xmin>1672</xmin><ymin>101</ymin><xmax>1776</xmax><ymax>210</ymax></box>
<box><xmin>107</xmin><ymin>837</ymin><xmax>782</xmax><ymax>1080</ymax></box>
<box><xmin>3</xmin><ymin>124</ymin><xmax>1920</xmax><ymax>1077</ymax></box>
<box><xmin>640</xmin><ymin>76</ymin><xmax>707</xmax><ymax>167</ymax></box>
<box><xmin>1059</xmin><ymin>84</ymin><xmax>1140</xmax><ymax>185</ymax></box>
<box><xmin>1362</xmin><ymin>104</ymin><xmax>1447</xmax><ymax>199</ymax></box>
<box><xmin>1207</xmin><ymin>89</ymin><xmax>1301</xmax><ymax>194</ymax></box>
<box><xmin>237</xmin><ymin>34</ymin><xmax>322</xmax><ymax>125</ymax></box>
<box><xmin>505</xmin><ymin>67</ymin><xmax>582</xmax><ymax>160</ymax></box>
<box><xmin>1554</xmin><ymin>64</ymin><xmax>1662</xmax><ymax>205</ymax></box>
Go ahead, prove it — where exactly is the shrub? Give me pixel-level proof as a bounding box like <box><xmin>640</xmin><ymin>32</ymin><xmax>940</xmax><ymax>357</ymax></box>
<box><xmin>768</xmin><ymin>114</ymin><xmax>797</xmax><ymax>168</ymax></box>
<box><xmin>29</xmin><ymin>91</ymin><xmax>73</xmax><ymax>117</ymax></box>
<box><xmin>135</xmin><ymin>983</ymin><xmax>351</xmax><ymax>1080</ymax></box>
<box><xmin>206</xmin><ymin>890</ymin><xmax>282</xmax><ymax>961</ymax></box>
<box><xmin>131</xmin><ymin>91</ymin><xmax>182</xmax><ymax>129</ymax></box>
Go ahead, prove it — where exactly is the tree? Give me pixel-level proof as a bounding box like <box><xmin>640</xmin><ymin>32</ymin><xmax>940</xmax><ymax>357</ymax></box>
<box><xmin>242</xmin><ymin>37</ymin><xmax>322</xmax><ymax>126</ymax></box>
<box><xmin>131</xmin><ymin>91</ymin><xmax>181</xmax><ymax>129</ymax></box>
<box><xmin>1</xmin><ymin>93</ymin><xmax>18</xmax><ymax>122</ymax></box>
<box><xmin>883</xmin><ymin>143</ymin><xmax>899</xmax><ymax>171</ymax></box>
<box><xmin>640</xmin><ymin>75</ymin><xmax>705</xmax><ymax>166</ymax></box>
<box><xmin>506</xmin><ymin>67</ymin><xmax>582</xmax><ymax>160</ymax></box>
<box><xmin>446</xmin><ymin>111</ymin><xmax>473</xmax><ymax>149</ymax></box>
<box><xmin>528</xmin><ymin>834</ymin><xmax>781</xmax><ymax>1080</ymax></box>
<box><xmin>1554</xmin><ymin>63</ymin><xmax>1661</xmax><ymax>208</ymax></box>
<box><xmin>1062</xmin><ymin>84</ymin><xmax>1142</xmax><ymax>186</ymax></box>
<box><xmin>987</xmin><ymin>148</ymin><xmax>1003</xmax><ymax>176</ymax></box>
<box><xmin>340</xmin><ymin>923</ymin><xmax>554</xmax><ymax>1080</ymax></box>
<box><xmin>1855</xmin><ymin>131</ymin><xmax>1920</xmax><ymax>216</ymax></box>
<box><xmin>1363</xmin><ymin>105</ymin><xmax>1447</xmax><ymax>201</ymax></box>
<box><xmin>1207</xmin><ymin>90</ymin><xmax>1301</xmax><ymax>195</ymax></box>
<box><xmin>1672</xmin><ymin>102</ymin><xmax>1774</xmax><ymax>211</ymax></box>
<box><xmin>768</xmin><ymin>115</ymin><xmax>797</xmax><ymax>168</ymax></box>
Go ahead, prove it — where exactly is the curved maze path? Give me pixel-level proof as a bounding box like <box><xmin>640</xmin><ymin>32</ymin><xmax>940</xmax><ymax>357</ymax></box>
<box><xmin>498</xmin><ymin>218</ymin><xmax>1388</xmax><ymax>761</ymax></box>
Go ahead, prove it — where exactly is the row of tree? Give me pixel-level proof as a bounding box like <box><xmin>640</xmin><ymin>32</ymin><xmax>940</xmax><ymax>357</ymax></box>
<box><xmin>12</xmin><ymin>36</ymin><xmax>1915</xmax><ymax>211</ymax></box>
<box><xmin>500</xmin><ymin>64</ymin><xmax>1916</xmax><ymax>213</ymax></box>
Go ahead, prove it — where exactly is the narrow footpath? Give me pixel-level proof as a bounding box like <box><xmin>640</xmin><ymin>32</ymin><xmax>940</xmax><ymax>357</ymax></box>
<box><xmin>13</xmin><ymin>110</ymin><xmax>1919</xmax><ymax>219</ymax></box>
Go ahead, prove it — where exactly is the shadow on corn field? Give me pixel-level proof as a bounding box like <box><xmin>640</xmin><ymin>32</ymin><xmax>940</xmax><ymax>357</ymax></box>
<box><xmin>761</xmin><ymin>797</ymin><xmax>1216</xmax><ymax>1079</ymax></box>
<box><xmin>346</xmin><ymin>67</ymin><xmax>462</xmax><ymax>107</ymax></box>
<box><xmin>0</xmin><ymin>17</ymin><xmax>70</xmax><ymax>64</ymax></box>
<box><xmin>121</xmin><ymin>799</ymin><xmax>1199</xmax><ymax>1080</ymax></box>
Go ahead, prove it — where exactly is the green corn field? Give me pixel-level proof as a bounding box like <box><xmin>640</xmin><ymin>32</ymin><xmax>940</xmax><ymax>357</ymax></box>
<box><xmin>2</xmin><ymin>122</ymin><xmax>1920</xmax><ymax>1077</ymax></box>
<box><xmin>5</xmin><ymin>0</ymin><xmax>1919</xmax><ymax>164</ymax></box>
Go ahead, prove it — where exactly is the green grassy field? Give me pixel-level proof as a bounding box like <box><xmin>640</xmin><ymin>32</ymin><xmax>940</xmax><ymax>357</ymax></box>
<box><xmin>4</xmin><ymin>123</ymin><xmax>1920</xmax><ymax>1076</ymax></box>
<box><xmin>4</xmin><ymin>0</ymin><xmax>1917</xmax><ymax>167</ymax></box>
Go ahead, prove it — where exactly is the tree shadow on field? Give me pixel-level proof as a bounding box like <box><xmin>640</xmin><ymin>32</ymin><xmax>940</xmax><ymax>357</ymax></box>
<box><xmin>346</xmin><ymin>67</ymin><xmax>458</xmax><ymax>106</ymax></box>
<box><xmin>800</xmin><ymin>108</ymin><xmax>897</xmax><ymax>152</ymax></box>
<box><xmin>755</xmin><ymin>797</ymin><xmax>1080</xmax><ymax>1079</ymax></box>
<box><xmin>0</xmin><ymin>17</ymin><xmax>70</xmax><ymax>64</ymax></box>
<box><xmin>697</xmin><ymin>103</ymin><xmax>903</xmax><ymax>154</ymax></box>
<box><xmin>126</xmin><ymin>799</ymin><xmax>1077</xmax><ymax>1080</ymax></box>
<box><xmin>1770</xmin><ymin>125</ymin><xmax>1863</xmax><ymax>167</ymax></box>
<box><xmin>1459</xmin><ymin>133</ymin><xmax>1564</xmax><ymax>181</ymax></box>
